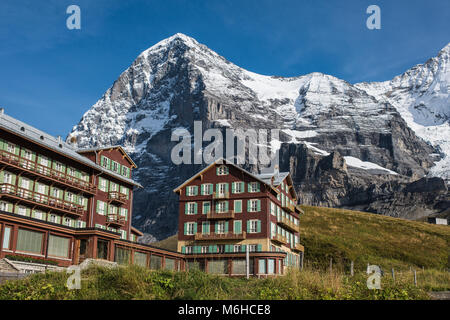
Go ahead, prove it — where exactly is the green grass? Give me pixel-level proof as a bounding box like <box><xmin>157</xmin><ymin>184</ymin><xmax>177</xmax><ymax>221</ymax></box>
<box><xmin>299</xmin><ymin>206</ymin><xmax>450</xmax><ymax>271</ymax></box>
<box><xmin>1</xmin><ymin>265</ymin><xmax>448</xmax><ymax>300</ymax></box>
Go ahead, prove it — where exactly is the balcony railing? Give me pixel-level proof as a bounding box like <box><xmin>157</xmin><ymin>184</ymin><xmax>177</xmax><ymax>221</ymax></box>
<box><xmin>108</xmin><ymin>191</ymin><xmax>127</xmax><ymax>204</ymax></box>
<box><xmin>106</xmin><ymin>214</ymin><xmax>126</xmax><ymax>227</ymax></box>
<box><xmin>292</xmin><ymin>243</ymin><xmax>304</xmax><ymax>252</ymax></box>
<box><xmin>282</xmin><ymin>203</ymin><xmax>295</xmax><ymax>213</ymax></box>
<box><xmin>194</xmin><ymin>231</ymin><xmax>246</xmax><ymax>241</ymax></box>
<box><xmin>271</xmin><ymin>234</ymin><xmax>288</xmax><ymax>245</ymax></box>
<box><xmin>277</xmin><ymin>216</ymin><xmax>299</xmax><ymax>233</ymax></box>
<box><xmin>212</xmin><ymin>192</ymin><xmax>230</xmax><ymax>200</ymax></box>
<box><xmin>0</xmin><ymin>149</ymin><xmax>97</xmax><ymax>194</ymax></box>
<box><xmin>0</xmin><ymin>183</ymin><xmax>85</xmax><ymax>217</ymax></box>
<box><xmin>206</xmin><ymin>210</ymin><xmax>235</xmax><ymax>220</ymax></box>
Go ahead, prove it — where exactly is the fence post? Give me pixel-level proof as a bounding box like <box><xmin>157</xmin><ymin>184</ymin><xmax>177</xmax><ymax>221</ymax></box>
<box><xmin>391</xmin><ymin>268</ymin><xmax>395</xmax><ymax>282</ymax></box>
<box><xmin>414</xmin><ymin>270</ymin><xmax>417</xmax><ymax>286</ymax></box>
<box><xmin>350</xmin><ymin>261</ymin><xmax>354</xmax><ymax>277</ymax></box>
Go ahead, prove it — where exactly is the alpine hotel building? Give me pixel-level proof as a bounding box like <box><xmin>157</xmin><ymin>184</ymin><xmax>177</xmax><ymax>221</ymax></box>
<box><xmin>0</xmin><ymin>109</ymin><xmax>304</xmax><ymax>277</ymax></box>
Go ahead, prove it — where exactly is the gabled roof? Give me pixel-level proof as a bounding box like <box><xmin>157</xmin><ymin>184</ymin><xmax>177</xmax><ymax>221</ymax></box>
<box><xmin>77</xmin><ymin>145</ymin><xmax>137</xmax><ymax>169</ymax></box>
<box><xmin>0</xmin><ymin>110</ymin><xmax>142</xmax><ymax>188</ymax></box>
<box><xmin>256</xmin><ymin>171</ymin><xmax>298</xmax><ymax>200</ymax></box>
<box><xmin>173</xmin><ymin>158</ymin><xmax>279</xmax><ymax>194</ymax></box>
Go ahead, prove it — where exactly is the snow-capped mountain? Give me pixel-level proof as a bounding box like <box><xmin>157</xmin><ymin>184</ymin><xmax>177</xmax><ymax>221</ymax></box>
<box><xmin>356</xmin><ymin>44</ymin><xmax>450</xmax><ymax>179</ymax></box>
<box><xmin>67</xmin><ymin>34</ymin><xmax>449</xmax><ymax>239</ymax></box>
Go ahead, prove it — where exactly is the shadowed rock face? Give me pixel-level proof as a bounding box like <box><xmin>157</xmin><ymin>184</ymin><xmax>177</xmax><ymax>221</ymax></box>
<box><xmin>67</xmin><ymin>34</ymin><xmax>449</xmax><ymax>240</ymax></box>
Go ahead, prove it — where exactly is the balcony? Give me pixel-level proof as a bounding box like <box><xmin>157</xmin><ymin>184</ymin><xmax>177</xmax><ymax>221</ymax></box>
<box><xmin>206</xmin><ymin>210</ymin><xmax>235</xmax><ymax>220</ymax></box>
<box><xmin>0</xmin><ymin>149</ymin><xmax>97</xmax><ymax>194</ymax></box>
<box><xmin>271</xmin><ymin>234</ymin><xmax>288</xmax><ymax>245</ymax></box>
<box><xmin>277</xmin><ymin>216</ymin><xmax>299</xmax><ymax>233</ymax></box>
<box><xmin>108</xmin><ymin>191</ymin><xmax>127</xmax><ymax>205</ymax></box>
<box><xmin>0</xmin><ymin>183</ymin><xmax>85</xmax><ymax>217</ymax></box>
<box><xmin>194</xmin><ymin>231</ymin><xmax>246</xmax><ymax>241</ymax></box>
<box><xmin>292</xmin><ymin>243</ymin><xmax>304</xmax><ymax>253</ymax></box>
<box><xmin>282</xmin><ymin>203</ymin><xmax>295</xmax><ymax>213</ymax></box>
<box><xmin>212</xmin><ymin>192</ymin><xmax>230</xmax><ymax>200</ymax></box>
<box><xmin>106</xmin><ymin>214</ymin><xmax>126</xmax><ymax>227</ymax></box>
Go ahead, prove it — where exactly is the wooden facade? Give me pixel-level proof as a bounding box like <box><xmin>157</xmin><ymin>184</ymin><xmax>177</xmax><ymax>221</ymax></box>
<box><xmin>0</xmin><ymin>110</ymin><xmax>183</xmax><ymax>270</ymax></box>
<box><xmin>174</xmin><ymin>160</ymin><xmax>305</xmax><ymax>276</ymax></box>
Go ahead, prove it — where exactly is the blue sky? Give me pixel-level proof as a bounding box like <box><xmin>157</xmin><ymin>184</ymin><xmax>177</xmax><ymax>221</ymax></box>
<box><xmin>1</xmin><ymin>0</ymin><xmax>449</xmax><ymax>137</ymax></box>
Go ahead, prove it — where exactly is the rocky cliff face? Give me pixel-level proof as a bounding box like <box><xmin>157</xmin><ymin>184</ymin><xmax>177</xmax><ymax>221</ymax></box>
<box><xmin>67</xmin><ymin>34</ymin><xmax>449</xmax><ymax>240</ymax></box>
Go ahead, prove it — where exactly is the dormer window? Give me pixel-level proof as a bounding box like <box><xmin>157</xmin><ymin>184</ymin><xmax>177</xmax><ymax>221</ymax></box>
<box><xmin>217</xmin><ymin>165</ymin><xmax>229</xmax><ymax>176</ymax></box>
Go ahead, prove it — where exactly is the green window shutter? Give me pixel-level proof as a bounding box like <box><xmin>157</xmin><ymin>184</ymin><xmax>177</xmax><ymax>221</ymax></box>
<box><xmin>225</xmin><ymin>183</ymin><xmax>229</xmax><ymax>193</ymax></box>
<box><xmin>185</xmin><ymin>203</ymin><xmax>188</xmax><ymax>214</ymax></box>
<box><xmin>181</xmin><ymin>246</ymin><xmax>186</xmax><ymax>254</ymax></box>
<box><xmin>215</xmin><ymin>222</ymin><xmax>218</xmax><ymax>233</ymax></box>
<box><xmin>194</xmin><ymin>203</ymin><xmax>198</xmax><ymax>214</ymax></box>
<box><xmin>257</xmin><ymin>200</ymin><xmax>261</xmax><ymax>212</ymax></box>
<box><xmin>257</xmin><ymin>182</ymin><xmax>261</xmax><ymax>192</ymax></box>
<box><xmin>231</xmin><ymin>182</ymin><xmax>235</xmax><ymax>193</ymax></box>
<box><xmin>225</xmin><ymin>166</ymin><xmax>229</xmax><ymax>174</ymax></box>
<box><xmin>225</xmin><ymin>221</ymin><xmax>229</xmax><ymax>233</ymax></box>
<box><xmin>185</xmin><ymin>187</ymin><xmax>189</xmax><ymax>196</ymax></box>
<box><xmin>247</xmin><ymin>220</ymin><xmax>250</xmax><ymax>232</ymax></box>
<box><xmin>216</xmin><ymin>167</ymin><xmax>219</xmax><ymax>175</ymax></box>
<box><xmin>194</xmin><ymin>186</ymin><xmax>198</xmax><ymax>196</ymax></box>
<box><xmin>225</xmin><ymin>244</ymin><xmax>231</xmax><ymax>253</ymax></box>
<box><xmin>257</xmin><ymin>220</ymin><xmax>261</xmax><ymax>233</ymax></box>
<box><xmin>247</xmin><ymin>200</ymin><xmax>251</xmax><ymax>212</ymax></box>
<box><xmin>215</xmin><ymin>202</ymin><xmax>219</xmax><ymax>212</ymax></box>
<box><xmin>234</xmin><ymin>200</ymin><xmax>241</xmax><ymax>213</ymax></box>
<box><xmin>203</xmin><ymin>202</ymin><xmax>210</xmax><ymax>214</ymax></box>
<box><xmin>240</xmin><ymin>182</ymin><xmax>245</xmax><ymax>192</ymax></box>
<box><xmin>209</xmin><ymin>184</ymin><xmax>213</xmax><ymax>195</ymax></box>
<box><xmin>184</xmin><ymin>223</ymin><xmax>187</xmax><ymax>235</ymax></box>
<box><xmin>247</xmin><ymin>183</ymin><xmax>251</xmax><ymax>192</ymax></box>
<box><xmin>200</xmin><ymin>184</ymin><xmax>204</xmax><ymax>195</ymax></box>
<box><xmin>215</xmin><ymin>183</ymin><xmax>219</xmax><ymax>193</ymax></box>
<box><xmin>225</xmin><ymin>201</ymin><xmax>229</xmax><ymax>211</ymax></box>
<box><xmin>209</xmin><ymin>245</ymin><xmax>214</xmax><ymax>253</ymax></box>
<box><xmin>257</xmin><ymin>244</ymin><xmax>262</xmax><ymax>252</ymax></box>
<box><xmin>193</xmin><ymin>223</ymin><xmax>197</xmax><ymax>234</ymax></box>
<box><xmin>241</xmin><ymin>245</ymin><xmax>246</xmax><ymax>252</ymax></box>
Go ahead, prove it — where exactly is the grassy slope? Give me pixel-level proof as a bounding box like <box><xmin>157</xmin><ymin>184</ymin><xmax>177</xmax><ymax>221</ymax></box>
<box><xmin>154</xmin><ymin>206</ymin><xmax>450</xmax><ymax>271</ymax></box>
<box><xmin>300</xmin><ymin>206</ymin><xmax>450</xmax><ymax>271</ymax></box>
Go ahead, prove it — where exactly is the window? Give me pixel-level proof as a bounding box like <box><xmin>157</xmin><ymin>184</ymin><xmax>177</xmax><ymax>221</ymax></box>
<box><xmin>217</xmin><ymin>165</ymin><xmax>228</xmax><ymax>175</ymax></box>
<box><xmin>3</xmin><ymin>172</ymin><xmax>12</xmax><ymax>184</ymax></box>
<box><xmin>150</xmin><ymin>255</ymin><xmax>162</xmax><ymax>270</ymax></box>
<box><xmin>121</xmin><ymin>166</ymin><xmax>128</xmax><ymax>177</ymax></box>
<box><xmin>66</xmin><ymin>192</ymin><xmax>74</xmax><ymax>203</ymax></box>
<box><xmin>101</xmin><ymin>157</ymin><xmax>108</xmax><ymax>168</ymax></box>
<box><xmin>217</xmin><ymin>201</ymin><xmax>227</xmax><ymax>213</ymax></box>
<box><xmin>134</xmin><ymin>252</ymin><xmax>147</xmax><ymax>267</ymax></box>
<box><xmin>268</xmin><ymin>259</ymin><xmax>275</xmax><ymax>274</ymax></box>
<box><xmin>97</xmin><ymin>201</ymin><xmax>106</xmax><ymax>215</ymax></box>
<box><xmin>2</xmin><ymin>226</ymin><xmax>11</xmax><ymax>249</ymax></box>
<box><xmin>258</xmin><ymin>259</ymin><xmax>266</xmax><ymax>274</ymax></box>
<box><xmin>186</xmin><ymin>186</ymin><xmax>198</xmax><ymax>196</ymax></box>
<box><xmin>270</xmin><ymin>201</ymin><xmax>276</xmax><ymax>216</ymax></box>
<box><xmin>249</xmin><ymin>182</ymin><xmax>260</xmax><ymax>193</ymax></box>
<box><xmin>64</xmin><ymin>217</ymin><xmax>71</xmax><ymax>226</ymax></box>
<box><xmin>67</xmin><ymin>167</ymin><xmax>75</xmax><ymax>177</ymax></box>
<box><xmin>23</xmin><ymin>149</ymin><xmax>33</xmax><ymax>160</ymax></box>
<box><xmin>17</xmin><ymin>206</ymin><xmax>27</xmax><ymax>216</ymax></box>
<box><xmin>20</xmin><ymin>178</ymin><xmax>30</xmax><ymax>189</ymax></box>
<box><xmin>52</xmin><ymin>188</ymin><xmax>60</xmax><ymax>199</ymax></box>
<box><xmin>34</xmin><ymin>210</ymin><xmax>44</xmax><ymax>220</ymax></box>
<box><xmin>37</xmin><ymin>183</ymin><xmax>46</xmax><ymax>195</ymax></box>
<box><xmin>248</xmin><ymin>220</ymin><xmax>260</xmax><ymax>233</ymax></box>
<box><xmin>185</xmin><ymin>222</ymin><xmax>196</xmax><ymax>235</ymax></box>
<box><xmin>49</xmin><ymin>214</ymin><xmax>57</xmax><ymax>223</ymax></box>
<box><xmin>115</xmin><ymin>246</ymin><xmax>130</xmax><ymax>265</ymax></box>
<box><xmin>99</xmin><ymin>178</ymin><xmax>108</xmax><ymax>192</ymax></box>
<box><xmin>232</xmin><ymin>181</ymin><xmax>244</xmax><ymax>193</ymax></box>
<box><xmin>185</xmin><ymin>246</ymin><xmax>193</xmax><ymax>254</ymax></box>
<box><xmin>112</xmin><ymin>161</ymin><xmax>119</xmax><ymax>173</ymax></box>
<box><xmin>185</xmin><ymin>202</ymin><xmax>197</xmax><ymax>215</ymax></box>
<box><xmin>6</xmin><ymin>143</ymin><xmax>15</xmax><ymax>154</ymax></box>
<box><xmin>16</xmin><ymin>229</ymin><xmax>43</xmax><ymax>254</ymax></box>
<box><xmin>202</xmin><ymin>221</ymin><xmax>210</xmax><ymax>234</ymax></box>
<box><xmin>248</xmin><ymin>199</ymin><xmax>260</xmax><ymax>212</ymax></box>
<box><xmin>217</xmin><ymin>244</ymin><xmax>225</xmax><ymax>253</ymax></box>
<box><xmin>249</xmin><ymin>244</ymin><xmax>258</xmax><ymax>252</ymax></box>
<box><xmin>233</xmin><ymin>245</ymin><xmax>241</xmax><ymax>253</ymax></box>
<box><xmin>201</xmin><ymin>183</ymin><xmax>213</xmax><ymax>195</ymax></box>
<box><xmin>48</xmin><ymin>235</ymin><xmax>70</xmax><ymax>258</ymax></box>
<box><xmin>202</xmin><ymin>202</ymin><xmax>211</xmax><ymax>214</ymax></box>
<box><xmin>217</xmin><ymin>183</ymin><xmax>228</xmax><ymax>195</ymax></box>
<box><xmin>233</xmin><ymin>220</ymin><xmax>242</xmax><ymax>234</ymax></box>
<box><xmin>40</xmin><ymin>156</ymin><xmax>49</xmax><ymax>167</ymax></box>
<box><xmin>216</xmin><ymin>221</ymin><xmax>226</xmax><ymax>234</ymax></box>
<box><xmin>55</xmin><ymin>162</ymin><xmax>64</xmax><ymax>172</ymax></box>
<box><xmin>0</xmin><ymin>201</ymin><xmax>9</xmax><ymax>212</ymax></box>
<box><xmin>201</xmin><ymin>246</ymin><xmax>208</xmax><ymax>253</ymax></box>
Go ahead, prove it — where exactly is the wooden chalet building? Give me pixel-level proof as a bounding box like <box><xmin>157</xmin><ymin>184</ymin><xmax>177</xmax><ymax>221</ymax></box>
<box><xmin>174</xmin><ymin>159</ymin><xmax>305</xmax><ymax>276</ymax></box>
<box><xmin>0</xmin><ymin>109</ymin><xmax>184</xmax><ymax>271</ymax></box>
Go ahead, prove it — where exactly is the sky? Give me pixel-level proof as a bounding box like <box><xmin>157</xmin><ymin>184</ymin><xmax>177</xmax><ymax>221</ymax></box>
<box><xmin>0</xmin><ymin>0</ymin><xmax>449</xmax><ymax>137</ymax></box>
